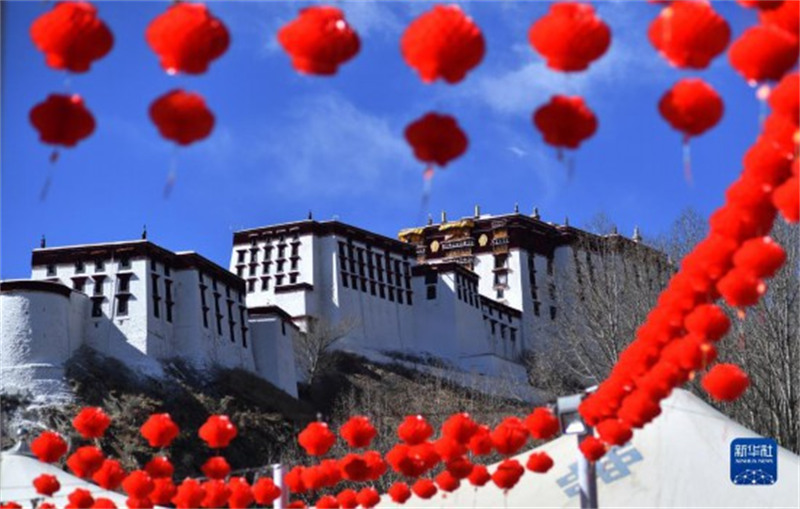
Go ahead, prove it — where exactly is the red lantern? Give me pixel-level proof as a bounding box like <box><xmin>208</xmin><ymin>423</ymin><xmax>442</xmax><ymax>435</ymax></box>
<box><xmin>769</xmin><ymin>72</ymin><xmax>800</xmax><ymax>124</ymax></box>
<box><xmin>92</xmin><ymin>459</ymin><xmax>126</xmax><ymax>490</ymax></box>
<box><xmin>319</xmin><ymin>458</ymin><xmax>342</xmax><ymax>487</ymax></box>
<box><xmin>578</xmin><ymin>436</ymin><xmax>607</xmax><ymax>462</ymax></box>
<box><xmin>445</xmin><ymin>457</ymin><xmax>474</xmax><ymax>479</ymax></box>
<box><xmin>528</xmin><ymin>2</ymin><xmax>611</xmax><ymax>72</ymax></box>
<box><xmin>66</xmin><ymin>488</ymin><xmax>94</xmax><ymax>509</ymax></box>
<box><xmin>298</xmin><ymin>421</ymin><xmax>337</xmax><ymax>456</ymax></box>
<box><xmin>702</xmin><ymin>363</ymin><xmax>750</xmax><ymax>401</ymax></box>
<box><xmin>737</xmin><ymin>1</ymin><xmax>784</xmax><ymax>10</ymax></box>
<box><xmin>144</xmin><ymin>456</ymin><xmax>174</xmax><ymax>479</ymax></box>
<box><xmin>404</xmin><ymin>113</ymin><xmax>468</xmax><ymax>169</ymax></box>
<box><xmin>73</xmin><ymin>406</ymin><xmax>111</xmax><ymax>439</ymax></box>
<box><xmin>201</xmin><ymin>479</ymin><xmax>230</xmax><ymax>509</ymax></box>
<box><xmin>388</xmin><ymin>482</ymin><xmax>411</xmax><ymax>504</ymax></box>
<box><xmin>340</xmin><ymin>416</ymin><xmax>377</xmax><ymax>448</ymax></box>
<box><xmin>140</xmin><ymin>413</ymin><xmax>180</xmax><ymax>448</ymax></box>
<box><xmin>149</xmin><ymin>90</ymin><xmax>215</xmax><ymax>147</ymax></box>
<box><xmin>728</xmin><ymin>25</ymin><xmax>800</xmax><ymax>84</ymax></box>
<box><xmin>773</xmin><ymin>176</ymin><xmax>800</xmax><ymax>222</ymax></box>
<box><xmin>397</xmin><ymin>415</ymin><xmax>434</xmax><ymax>445</ymax></box>
<box><xmin>278</xmin><ymin>6</ymin><xmax>360</xmax><ymax>75</ymax></box>
<box><xmin>171</xmin><ymin>479</ymin><xmax>206</xmax><ymax>509</ymax></box>
<box><xmin>684</xmin><ymin>304</ymin><xmax>730</xmax><ymax>342</ymax></box>
<box><xmin>66</xmin><ymin>446</ymin><xmax>105</xmax><ymax>479</ymax></box>
<box><xmin>411</xmin><ymin>479</ymin><xmax>437</xmax><ymax>499</ymax></box>
<box><xmin>526</xmin><ymin>452</ymin><xmax>554</xmax><ymax>474</ymax></box>
<box><xmin>146</xmin><ymin>2</ymin><xmax>229</xmax><ymax>75</ymax></box>
<box><xmin>401</xmin><ymin>5</ymin><xmax>485</xmax><ymax>84</ymax></box>
<box><xmin>336</xmin><ymin>489</ymin><xmax>358</xmax><ymax>509</ymax></box>
<box><xmin>491</xmin><ymin>459</ymin><xmax>524</xmax><ymax>491</ymax></box>
<box><xmin>617</xmin><ymin>390</ymin><xmax>662</xmax><ymax>429</ymax></box>
<box><xmin>717</xmin><ymin>268</ymin><xmax>766</xmax><ymax>308</ymax></box>
<box><xmin>30</xmin><ymin>1</ymin><xmax>113</xmax><ymax>73</ymax></box>
<box><xmin>435</xmin><ymin>470</ymin><xmax>460</xmax><ymax>492</ymax></box>
<box><xmin>284</xmin><ymin>466</ymin><xmax>307</xmax><ymax>493</ymax></box>
<box><xmin>150</xmin><ymin>479</ymin><xmax>177</xmax><ymax>507</ymax></box>
<box><xmin>201</xmin><ymin>456</ymin><xmax>231</xmax><ymax>480</ymax></box>
<box><xmin>596</xmin><ymin>419</ymin><xmax>633</xmax><ymax>446</ymax></box>
<box><xmin>227</xmin><ymin>477</ymin><xmax>254</xmax><ymax>509</ymax></box>
<box><xmin>30</xmin><ymin>94</ymin><xmax>96</xmax><ymax>148</ymax></box>
<box><xmin>759</xmin><ymin>0</ymin><xmax>800</xmax><ymax>37</ymax></box>
<box><xmin>659</xmin><ymin>78</ymin><xmax>724</xmax><ymax>140</ymax></box>
<box><xmin>524</xmin><ymin>407</ymin><xmax>560</xmax><ymax>440</ymax></box>
<box><xmin>252</xmin><ymin>478</ymin><xmax>281</xmax><ymax>506</ymax></box>
<box><xmin>434</xmin><ymin>436</ymin><xmax>467</xmax><ymax>462</ymax></box>
<box><xmin>356</xmin><ymin>487</ymin><xmax>380</xmax><ymax>508</ymax></box>
<box><xmin>468</xmin><ymin>425</ymin><xmax>493</xmax><ymax>456</ymax></box>
<box><xmin>198</xmin><ymin>415</ymin><xmax>237</xmax><ymax>449</ymax></box>
<box><xmin>490</xmin><ymin>417</ymin><xmax>529</xmax><ymax>456</ymax></box>
<box><xmin>533</xmin><ymin>95</ymin><xmax>598</xmax><ymax>150</ymax></box>
<box><xmin>364</xmin><ymin>450</ymin><xmax>387</xmax><ymax>480</ymax></box>
<box><xmin>316</xmin><ymin>495</ymin><xmax>339</xmax><ymax>509</ymax></box>
<box><xmin>467</xmin><ymin>464</ymin><xmax>491</xmax><ymax>487</ymax></box>
<box><xmin>122</xmin><ymin>471</ymin><xmax>154</xmax><ymax>500</ymax></box>
<box><xmin>733</xmin><ymin>236</ymin><xmax>787</xmax><ymax>278</ymax></box>
<box><xmin>441</xmin><ymin>412</ymin><xmax>478</xmax><ymax>444</ymax></box>
<box><xmin>648</xmin><ymin>1</ymin><xmax>730</xmax><ymax>69</ymax></box>
<box><xmin>339</xmin><ymin>453</ymin><xmax>370</xmax><ymax>482</ymax></box>
<box><xmin>30</xmin><ymin>431</ymin><xmax>68</xmax><ymax>463</ymax></box>
<box><xmin>89</xmin><ymin>499</ymin><xmax>116</xmax><ymax>509</ymax></box>
<box><xmin>33</xmin><ymin>474</ymin><xmax>60</xmax><ymax>497</ymax></box>
<box><xmin>742</xmin><ymin>138</ymin><xmax>794</xmax><ymax>187</ymax></box>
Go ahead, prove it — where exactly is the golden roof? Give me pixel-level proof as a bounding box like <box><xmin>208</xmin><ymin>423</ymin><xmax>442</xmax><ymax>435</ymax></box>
<box><xmin>439</xmin><ymin>219</ymin><xmax>474</xmax><ymax>231</ymax></box>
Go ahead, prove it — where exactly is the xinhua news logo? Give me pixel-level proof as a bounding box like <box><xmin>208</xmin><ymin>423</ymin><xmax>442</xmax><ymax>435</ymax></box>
<box><xmin>730</xmin><ymin>438</ymin><xmax>778</xmax><ymax>486</ymax></box>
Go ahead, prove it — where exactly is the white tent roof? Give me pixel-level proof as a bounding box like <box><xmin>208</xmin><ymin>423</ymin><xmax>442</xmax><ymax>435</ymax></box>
<box><xmin>0</xmin><ymin>452</ymin><xmax>131</xmax><ymax>507</ymax></box>
<box><xmin>403</xmin><ymin>389</ymin><xmax>799</xmax><ymax>508</ymax></box>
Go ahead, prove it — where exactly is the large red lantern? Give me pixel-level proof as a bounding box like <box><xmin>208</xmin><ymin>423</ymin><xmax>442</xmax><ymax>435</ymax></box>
<box><xmin>702</xmin><ymin>363</ymin><xmax>750</xmax><ymax>401</ymax></box>
<box><xmin>340</xmin><ymin>416</ymin><xmax>377</xmax><ymax>448</ymax></box>
<box><xmin>30</xmin><ymin>94</ymin><xmax>96</xmax><ymax>149</ymax></box>
<box><xmin>533</xmin><ymin>95</ymin><xmax>598</xmax><ymax>151</ymax></box>
<box><xmin>759</xmin><ymin>0</ymin><xmax>800</xmax><ymax>38</ymax></box>
<box><xmin>253</xmin><ymin>478</ymin><xmax>281</xmax><ymax>506</ymax></box>
<box><xmin>298</xmin><ymin>421</ymin><xmax>336</xmax><ymax>456</ymax></box>
<box><xmin>491</xmin><ymin>459</ymin><xmax>524</xmax><ymax>491</ymax></box>
<box><xmin>768</xmin><ymin>72</ymin><xmax>799</xmax><ymax>124</ymax></box>
<box><xmin>30</xmin><ymin>1</ymin><xmax>113</xmax><ymax>73</ymax></box>
<box><xmin>149</xmin><ymin>90</ymin><xmax>215</xmax><ymax>146</ymax></box>
<box><xmin>140</xmin><ymin>413</ymin><xmax>180</xmax><ymax>448</ymax></box>
<box><xmin>658</xmin><ymin>79</ymin><xmax>724</xmax><ymax>139</ymax></box>
<box><xmin>404</xmin><ymin>113</ymin><xmax>468</xmax><ymax>169</ymax></box>
<box><xmin>30</xmin><ymin>431</ymin><xmax>68</xmax><ymax>463</ymax></box>
<box><xmin>490</xmin><ymin>417</ymin><xmax>529</xmax><ymax>456</ymax></box>
<box><xmin>401</xmin><ymin>5</ymin><xmax>485</xmax><ymax>84</ymax></box>
<box><xmin>773</xmin><ymin>176</ymin><xmax>800</xmax><ymax>222</ymax></box>
<box><xmin>528</xmin><ymin>2</ymin><xmax>611</xmax><ymax>72</ymax></box>
<box><xmin>387</xmin><ymin>482</ymin><xmax>411</xmax><ymax>504</ymax></box>
<box><xmin>146</xmin><ymin>2</ymin><xmax>229</xmax><ymax>75</ymax></box>
<box><xmin>278</xmin><ymin>6</ymin><xmax>360</xmax><ymax>76</ymax></box>
<box><xmin>198</xmin><ymin>415</ymin><xmax>237</xmax><ymax>449</ymax></box>
<box><xmin>648</xmin><ymin>1</ymin><xmax>730</xmax><ymax>69</ymax></box>
<box><xmin>728</xmin><ymin>25</ymin><xmax>800</xmax><ymax>84</ymax></box>
<box><xmin>524</xmin><ymin>407</ymin><xmax>560</xmax><ymax>440</ymax></box>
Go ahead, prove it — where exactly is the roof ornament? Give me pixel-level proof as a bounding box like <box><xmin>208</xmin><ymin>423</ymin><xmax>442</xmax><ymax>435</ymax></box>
<box><xmin>308</xmin><ymin>210</ymin><xmax>313</xmax><ymax>220</ymax></box>
<box><xmin>142</xmin><ymin>224</ymin><xmax>148</xmax><ymax>239</ymax></box>
<box><xmin>427</xmin><ymin>214</ymin><xmax>433</xmax><ymax>225</ymax></box>
<box><xmin>532</xmin><ymin>207</ymin><xmax>540</xmax><ymax>220</ymax></box>
<box><xmin>564</xmin><ymin>216</ymin><xmax>570</xmax><ymax>226</ymax></box>
<box><xmin>441</xmin><ymin>210</ymin><xmax>447</xmax><ymax>223</ymax></box>
<box><xmin>514</xmin><ymin>202</ymin><xmax>519</xmax><ymax>214</ymax></box>
<box><xmin>40</xmin><ymin>235</ymin><xmax>46</xmax><ymax>248</ymax></box>
<box><xmin>474</xmin><ymin>204</ymin><xmax>480</xmax><ymax>218</ymax></box>
<box><xmin>632</xmin><ymin>226</ymin><xmax>642</xmax><ymax>242</ymax></box>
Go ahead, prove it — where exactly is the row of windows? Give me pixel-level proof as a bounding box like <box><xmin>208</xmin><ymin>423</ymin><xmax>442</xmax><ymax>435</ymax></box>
<box><xmin>338</xmin><ymin>241</ymin><xmax>413</xmax><ymax>305</ymax></box>
<box><xmin>199</xmin><ymin>274</ymin><xmax>248</xmax><ymax>348</ymax></box>
<box><xmin>47</xmin><ymin>256</ymin><xmax>133</xmax><ymax>277</ymax></box>
<box><xmin>455</xmin><ymin>273</ymin><xmax>480</xmax><ymax>308</ymax></box>
<box><xmin>527</xmin><ymin>253</ymin><xmax>557</xmax><ymax>320</ymax></box>
<box><xmin>236</xmin><ymin>235</ymin><xmax>301</xmax><ymax>265</ymax></box>
<box><xmin>246</xmin><ymin>272</ymin><xmax>299</xmax><ymax>293</ymax></box>
<box><xmin>485</xmin><ymin>316</ymin><xmax>518</xmax><ymax>343</ymax></box>
<box><xmin>237</xmin><ymin>257</ymin><xmax>300</xmax><ymax>279</ymax></box>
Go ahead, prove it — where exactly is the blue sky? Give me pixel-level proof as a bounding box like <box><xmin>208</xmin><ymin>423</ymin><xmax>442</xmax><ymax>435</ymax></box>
<box><xmin>1</xmin><ymin>1</ymin><xmax>765</xmax><ymax>278</ymax></box>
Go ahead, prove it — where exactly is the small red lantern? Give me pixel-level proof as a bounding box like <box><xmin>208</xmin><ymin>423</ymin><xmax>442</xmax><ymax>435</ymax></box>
<box><xmin>717</xmin><ymin>268</ymin><xmax>766</xmax><ymax>308</ymax></box>
<box><xmin>658</xmin><ymin>78</ymin><xmax>724</xmax><ymax>139</ymax></box>
<box><xmin>773</xmin><ymin>176</ymin><xmax>800</xmax><ymax>222</ymax></box>
<box><xmin>491</xmin><ymin>459</ymin><xmax>524</xmax><ymax>491</ymax></box>
<box><xmin>490</xmin><ymin>417</ymin><xmax>528</xmax><ymax>456</ymax></box>
<box><xmin>596</xmin><ymin>419</ymin><xmax>633</xmax><ymax>446</ymax></box>
<box><xmin>30</xmin><ymin>94</ymin><xmax>96</xmax><ymax>149</ymax></box>
<box><xmin>278</xmin><ymin>6</ymin><xmax>360</xmax><ymax>76</ymax></box>
<box><xmin>411</xmin><ymin>479</ymin><xmax>437</xmax><ymax>499</ymax></box>
<box><xmin>66</xmin><ymin>488</ymin><xmax>94</xmax><ymax>509</ymax></box>
<box><xmin>122</xmin><ymin>471</ymin><xmax>155</xmax><ymax>501</ymax></box>
<box><xmin>401</xmin><ymin>5</ymin><xmax>485</xmax><ymax>84</ymax></box>
<box><xmin>30</xmin><ymin>1</ymin><xmax>113</xmax><ymax>73</ymax></box>
<box><xmin>339</xmin><ymin>453</ymin><xmax>371</xmax><ymax>482</ymax></box>
<box><xmin>467</xmin><ymin>464</ymin><xmax>491</xmax><ymax>487</ymax></box>
<box><xmin>30</xmin><ymin>431</ymin><xmax>68</xmax><ymax>463</ymax></box>
<box><xmin>404</xmin><ymin>113</ymin><xmax>469</xmax><ymax>170</ymax></box>
<box><xmin>648</xmin><ymin>1</ymin><xmax>730</xmax><ymax>69</ymax></box>
<box><xmin>533</xmin><ymin>95</ymin><xmax>598</xmax><ymax>152</ymax></box>
<box><xmin>435</xmin><ymin>470</ymin><xmax>460</xmax><ymax>492</ymax></box>
<box><xmin>340</xmin><ymin>415</ymin><xmax>377</xmax><ymax>448</ymax></box>
<box><xmin>526</xmin><ymin>452</ymin><xmax>554</xmax><ymax>473</ymax></box>
<box><xmin>202</xmin><ymin>479</ymin><xmax>231</xmax><ymax>509</ymax></box>
<box><xmin>441</xmin><ymin>412</ymin><xmax>478</xmax><ymax>444</ymax></box>
<box><xmin>524</xmin><ymin>407</ymin><xmax>560</xmax><ymax>440</ymax></box>
<box><xmin>315</xmin><ymin>495</ymin><xmax>339</xmax><ymax>509</ymax></box>
<box><xmin>356</xmin><ymin>487</ymin><xmax>380</xmax><ymax>509</ymax></box>
<box><xmin>684</xmin><ymin>304</ymin><xmax>730</xmax><ymax>342</ymax></box>
<box><xmin>578</xmin><ymin>436</ymin><xmax>607</xmax><ymax>462</ymax></box>
<box><xmin>396</xmin><ymin>414</ymin><xmax>434</xmax><ymax>445</ymax></box>
<box><xmin>252</xmin><ymin>478</ymin><xmax>281</xmax><ymax>506</ymax></box>
<box><xmin>92</xmin><ymin>459</ymin><xmax>126</xmax><ymax>490</ymax></box>
<box><xmin>702</xmin><ymin>363</ymin><xmax>750</xmax><ymax>401</ymax></box>
<box><xmin>528</xmin><ymin>2</ymin><xmax>611</xmax><ymax>72</ymax></box>
<box><xmin>33</xmin><ymin>474</ymin><xmax>61</xmax><ymax>497</ymax></box>
<box><xmin>140</xmin><ymin>413</ymin><xmax>180</xmax><ymax>448</ymax></box>
<box><xmin>198</xmin><ymin>415</ymin><xmax>237</xmax><ymax>449</ymax></box>
<box><xmin>388</xmin><ymin>482</ymin><xmax>411</xmax><ymax>504</ymax></box>
<box><xmin>768</xmin><ymin>72</ymin><xmax>799</xmax><ymax>124</ymax></box>
<box><xmin>468</xmin><ymin>425</ymin><xmax>493</xmax><ymax>456</ymax></box>
<box><xmin>759</xmin><ymin>0</ymin><xmax>800</xmax><ymax>38</ymax></box>
<box><xmin>298</xmin><ymin>421</ymin><xmax>336</xmax><ymax>456</ymax></box>
<box><xmin>728</xmin><ymin>25</ymin><xmax>800</xmax><ymax>84</ymax></box>
<box><xmin>201</xmin><ymin>456</ymin><xmax>231</xmax><ymax>480</ymax></box>
<box><xmin>146</xmin><ymin>2</ymin><xmax>229</xmax><ymax>75</ymax></box>
<box><xmin>733</xmin><ymin>236</ymin><xmax>787</xmax><ymax>278</ymax></box>
<box><xmin>336</xmin><ymin>489</ymin><xmax>358</xmax><ymax>509</ymax></box>
<box><xmin>150</xmin><ymin>479</ymin><xmax>177</xmax><ymax>507</ymax></box>
<box><xmin>66</xmin><ymin>446</ymin><xmax>105</xmax><ymax>479</ymax></box>
<box><xmin>172</xmin><ymin>479</ymin><xmax>206</xmax><ymax>509</ymax></box>
<box><xmin>144</xmin><ymin>455</ymin><xmax>174</xmax><ymax>479</ymax></box>
<box><xmin>149</xmin><ymin>90</ymin><xmax>215</xmax><ymax>146</ymax></box>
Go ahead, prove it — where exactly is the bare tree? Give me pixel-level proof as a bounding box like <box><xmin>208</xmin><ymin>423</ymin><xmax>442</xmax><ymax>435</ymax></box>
<box><xmin>649</xmin><ymin>207</ymin><xmax>708</xmax><ymax>264</ymax></box>
<box><xmin>294</xmin><ymin>316</ymin><xmax>357</xmax><ymax>386</ymax></box>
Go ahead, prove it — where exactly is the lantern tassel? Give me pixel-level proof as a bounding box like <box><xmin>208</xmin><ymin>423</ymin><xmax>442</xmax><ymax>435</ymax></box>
<box><xmin>418</xmin><ymin>165</ymin><xmax>435</xmax><ymax>224</ymax></box>
<box><xmin>756</xmin><ymin>84</ymin><xmax>771</xmax><ymax>128</ymax></box>
<box><xmin>682</xmin><ymin>136</ymin><xmax>693</xmax><ymax>186</ymax></box>
<box><xmin>163</xmin><ymin>147</ymin><xmax>178</xmax><ymax>199</ymax></box>
<box><xmin>39</xmin><ymin>149</ymin><xmax>60</xmax><ymax>201</ymax></box>
<box><xmin>566</xmin><ymin>153</ymin><xmax>576</xmax><ymax>182</ymax></box>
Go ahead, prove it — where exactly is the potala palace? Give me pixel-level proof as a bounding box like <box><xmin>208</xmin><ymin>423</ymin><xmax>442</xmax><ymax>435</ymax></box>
<box><xmin>0</xmin><ymin>208</ymin><xmax>664</xmax><ymax>400</ymax></box>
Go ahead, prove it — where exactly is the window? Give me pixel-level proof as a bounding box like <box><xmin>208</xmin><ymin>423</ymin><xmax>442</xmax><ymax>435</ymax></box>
<box><xmin>290</xmin><ymin>273</ymin><xmax>298</xmax><ymax>284</ymax></box>
<box><xmin>370</xmin><ymin>282</ymin><xmax>376</xmax><ymax>296</ymax></box>
<box><xmin>261</xmin><ymin>277</ymin><xmax>270</xmax><ymax>291</ymax></box>
<box><xmin>227</xmin><ymin>301</ymin><xmax>236</xmax><ymax>342</ymax></box>
<box><xmin>276</xmin><ymin>275</ymin><xmax>284</xmax><ymax>286</ymax></box>
<box><xmin>75</xmin><ymin>260</ymin><xmax>85</xmax><ymax>274</ymax></box>
<box><xmin>93</xmin><ymin>279</ymin><xmax>104</xmax><ymax>296</ymax></box>
<box><xmin>424</xmin><ymin>273</ymin><xmax>437</xmax><ymax>285</ymax></box>
<box><xmin>379</xmin><ymin>284</ymin><xmax>386</xmax><ymax>299</ymax></box>
<box><xmin>501</xmin><ymin>325</ymin><xmax>507</xmax><ymax>339</ymax></box>
<box><xmin>494</xmin><ymin>273</ymin><xmax>508</xmax><ymax>286</ymax></box>
<box><xmin>91</xmin><ymin>299</ymin><xmax>103</xmax><ymax>317</ymax></box>
<box><xmin>263</xmin><ymin>262</ymin><xmax>271</xmax><ymax>274</ymax></box>
<box><xmin>150</xmin><ymin>259</ymin><xmax>157</xmax><ymax>271</ymax></box>
<box><xmin>281</xmin><ymin>321</ymin><xmax>286</xmax><ymax>335</ymax></box>
<box><xmin>533</xmin><ymin>301</ymin><xmax>541</xmax><ymax>316</ymax></box>
<box><xmin>496</xmin><ymin>289</ymin><xmax>504</xmax><ymax>300</ymax></box>
<box><xmin>95</xmin><ymin>259</ymin><xmax>105</xmax><ymax>272</ymax></box>
<box><xmin>341</xmin><ymin>272</ymin><xmax>349</xmax><ymax>288</ymax></box>
<box><xmin>164</xmin><ymin>265</ymin><xmax>170</xmax><ymax>277</ymax></box>
<box><xmin>547</xmin><ymin>255</ymin><xmax>554</xmax><ymax>276</ymax></box>
<box><xmin>277</xmin><ymin>261</ymin><xmax>285</xmax><ymax>273</ymax></box>
<box><xmin>249</xmin><ymin>265</ymin><xmax>257</xmax><ymax>276</ymax></box>
<box><xmin>117</xmin><ymin>275</ymin><xmax>130</xmax><ymax>293</ymax></box>
<box><xmin>247</xmin><ymin>279</ymin><xmax>256</xmax><ymax>292</ymax></box>
<box><xmin>151</xmin><ymin>274</ymin><xmax>160</xmax><ymax>318</ymax></box>
<box><xmin>397</xmin><ymin>291</ymin><xmax>404</xmax><ymax>304</ymax></box>
<box><xmin>490</xmin><ymin>320</ymin><xmax>497</xmax><ymax>335</ymax></box>
<box><xmin>291</xmin><ymin>244</ymin><xmax>299</xmax><ymax>257</ymax></box>
<box><xmin>165</xmin><ymin>280</ymin><xmax>173</xmax><ymax>323</ymax></box>
<box><xmin>117</xmin><ymin>296</ymin><xmax>129</xmax><ymax>316</ymax></box>
<box><xmin>236</xmin><ymin>266</ymin><xmax>244</xmax><ymax>277</ymax></box>
<box><xmin>237</xmin><ymin>250</ymin><xmax>246</xmax><ymax>263</ymax></box>
<box><xmin>290</xmin><ymin>258</ymin><xmax>299</xmax><ymax>270</ymax></box>
<box><xmin>73</xmin><ymin>278</ymin><xmax>85</xmax><ymax>292</ymax></box>
<box><xmin>406</xmin><ymin>291</ymin><xmax>413</xmax><ymax>305</ymax></box>
<box><xmin>264</xmin><ymin>246</ymin><xmax>272</xmax><ymax>260</ymax></box>
<box><xmin>510</xmin><ymin>328</ymin><xmax>517</xmax><ymax>342</ymax></box>
<box><xmin>250</xmin><ymin>249</ymin><xmax>258</xmax><ymax>263</ymax></box>
<box><xmin>278</xmin><ymin>246</ymin><xmax>286</xmax><ymax>259</ymax></box>
<box><xmin>214</xmin><ymin>292</ymin><xmax>223</xmax><ymax>335</ymax></box>
<box><xmin>427</xmin><ymin>285</ymin><xmax>437</xmax><ymax>300</ymax></box>
<box><xmin>388</xmin><ymin>287</ymin><xmax>395</xmax><ymax>302</ymax></box>
<box><xmin>120</xmin><ymin>256</ymin><xmax>131</xmax><ymax>269</ymax></box>
<box><xmin>46</xmin><ymin>264</ymin><xmax>56</xmax><ymax>276</ymax></box>
<box><xmin>200</xmin><ymin>283</ymin><xmax>209</xmax><ymax>329</ymax></box>
<box><xmin>240</xmin><ymin>307</ymin><xmax>248</xmax><ymax>348</ymax></box>
<box><xmin>550</xmin><ymin>306</ymin><xmax>557</xmax><ymax>320</ymax></box>
<box><xmin>494</xmin><ymin>254</ymin><xmax>508</xmax><ymax>269</ymax></box>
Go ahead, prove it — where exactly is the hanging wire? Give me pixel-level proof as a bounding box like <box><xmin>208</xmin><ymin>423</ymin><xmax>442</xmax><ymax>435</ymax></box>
<box><xmin>163</xmin><ymin>145</ymin><xmax>179</xmax><ymax>198</ymax></box>
<box><xmin>418</xmin><ymin>165</ymin><xmax>435</xmax><ymax>226</ymax></box>
<box><xmin>682</xmin><ymin>135</ymin><xmax>693</xmax><ymax>186</ymax></box>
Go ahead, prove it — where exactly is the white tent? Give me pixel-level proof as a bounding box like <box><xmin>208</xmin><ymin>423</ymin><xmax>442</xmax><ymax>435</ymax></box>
<box><xmin>0</xmin><ymin>451</ymin><xmax>131</xmax><ymax>507</ymax></box>
<box><xmin>403</xmin><ymin>389</ymin><xmax>799</xmax><ymax>508</ymax></box>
